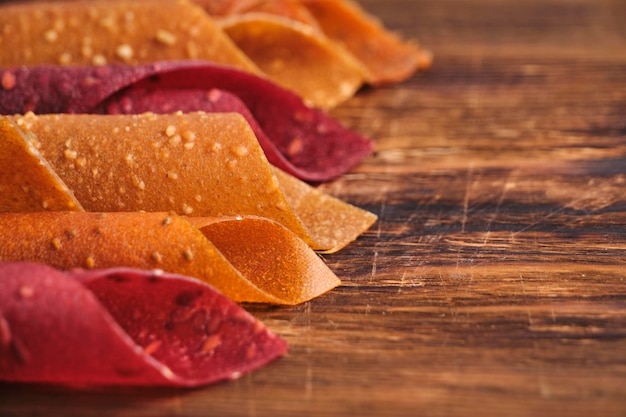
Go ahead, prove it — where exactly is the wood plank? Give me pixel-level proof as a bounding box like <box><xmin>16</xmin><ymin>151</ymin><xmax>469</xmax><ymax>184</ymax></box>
<box><xmin>1</xmin><ymin>0</ymin><xmax>626</xmax><ymax>416</ymax></box>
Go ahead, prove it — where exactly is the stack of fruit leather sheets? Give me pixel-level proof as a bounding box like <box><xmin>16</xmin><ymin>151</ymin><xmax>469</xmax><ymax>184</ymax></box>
<box><xmin>0</xmin><ymin>0</ymin><xmax>430</xmax><ymax>387</ymax></box>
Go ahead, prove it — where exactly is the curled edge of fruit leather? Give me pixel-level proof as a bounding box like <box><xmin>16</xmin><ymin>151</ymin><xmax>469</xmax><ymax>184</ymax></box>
<box><xmin>301</xmin><ymin>0</ymin><xmax>433</xmax><ymax>84</ymax></box>
<box><xmin>0</xmin><ymin>212</ymin><xmax>341</xmax><ymax>305</ymax></box>
<box><xmin>0</xmin><ymin>62</ymin><xmax>374</xmax><ymax>182</ymax></box>
<box><xmin>217</xmin><ymin>13</ymin><xmax>368</xmax><ymax>108</ymax></box>
<box><xmin>0</xmin><ymin>0</ymin><xmax>259</xmax><ymax>74</ymax></box>
<box><xmin>1</xmin><ymin>113</ymin><xmax>376</xmax><ymax>253</ymax></box>
<box><xmin>0</xmin><ymin>118</ymin><xmax>83</xmax><ymax>212</ymax></box>
<box><xmin>273</xmin><ymin>168</ymin><xmax>377</xmax><ymax>255</ymax></box>
<box><xmin>0</xmin><ymin>262</ymin><xmax>288</xmax><ymax>387</ymax></box>
<box><xmin>197</xmin><ymin>0</ymin><xmax>432</xmax><ymax>84</ymax></box>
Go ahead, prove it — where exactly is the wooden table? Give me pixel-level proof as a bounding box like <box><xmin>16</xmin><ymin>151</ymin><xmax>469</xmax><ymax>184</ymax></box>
<box><xmin>2</xmin><ymin>0</ymin><xmax>626</xmax><ymax>415</ymax></box>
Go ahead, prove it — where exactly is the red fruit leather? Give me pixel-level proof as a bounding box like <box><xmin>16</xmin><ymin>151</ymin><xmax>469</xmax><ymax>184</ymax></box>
<box><xmin>0</xmin><ymin>61</ymin><xmax>373</xmax><ymax>182</ymax></box>
<box><xmin>0</xmin><ymin>262</ymin><xmax>287</xmax><ymax>387</ymax></box>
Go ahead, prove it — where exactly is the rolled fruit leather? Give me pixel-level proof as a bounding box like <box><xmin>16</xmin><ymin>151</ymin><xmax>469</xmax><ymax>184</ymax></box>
<box><xmin>216</xmin><ymin>13</ymin><xmax>368</xmax><ymax>108</ymax></box>
<box><xmin>0</xmin><ymin>0</ymin><xmax>367</xmax><ymax>108</ymax></box>
<box><xmin>0</xmin><ymin>62</ymin><xmax>374</xmax><ymax>182</ymax></box>
<box><xmin>0</xmin><ymin>212</ymin><xmax>341</xmax><ymax>305</ymax></box>
<box><xmin>0</xmin><ymin>113</ymin><xmax>377</xmax><ymax>254</ymax></box>
<box><xmin>0</xmin><ymin>262</ymin><xmax>289</xmax><ymax>387</ymax></box>
<box><xmin>0</xmin><ymin>0</ymin><xmax>258</xmax><ymax>73</ymax></box>
<box><xmin>197</xmin><ymin>0</ymin><xmax>433</xmax><ymax>84</ymax></box>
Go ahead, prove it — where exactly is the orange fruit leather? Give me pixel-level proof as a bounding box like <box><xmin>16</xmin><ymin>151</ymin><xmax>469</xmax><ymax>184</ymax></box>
<box><xmin>2</xmin><ymin>113</ymin><xmax>376</xmax><ymax>252</ymax></box>
<box><xmin>302</xmin><ymin>0</ymin><xmax>433</xmax><ymax>84</ymax></box>
<box><xmin>0</xmin><ymin>0</ymin><xmax>258</xmax><ymax>72</ymax></box>
<box><xmin>197</xmin><ymin>0</ymin><xmax>432</xmax><ymax>85</ymax></box>
<box><xmin>218</xmin><ymin>13</ymin><xmax>367</xmax><ymax>108</ymax></box>
<box><xmin>0</xmin><ymin>211</ymin><xmax>340</xmax><ymax>305</ymax></box>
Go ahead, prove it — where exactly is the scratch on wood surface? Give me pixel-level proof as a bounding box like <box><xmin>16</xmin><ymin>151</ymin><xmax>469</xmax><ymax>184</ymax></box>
<box><xmin>461</xmin><ymin>162</ymin><xmax>475</xmax><ymax>233</ymax></box>
<box><xmin>439</xmin><ymin>273</ymin><xmax>449</xmax><ymax>299</ymax></box>
<box><xmin>465</xmin><ymin>269</ymin><xmax>476</xmax><ymax>293</ymax></box>
<box><xmin>519</xmin><ymin>273</ymin><xmax>534</xmax><ymax>326</ymax></box>
<box><xmin>397</xmin><ymin>271</ymin><xmax>407</xmax><ymax>294</ymax></box>
<box><xmin>370</xmin><ymin>189</ymin><xmax>387</xmax><ymax>283</ymax></box>
<box><xmin>481</xmin><ymin>171</ymin><xmax>515</xmax><ymax>249</ymax></box>
<box><xmin>376</xmin><ymin>188</ymin><xmax>387</xmax><ymax>241</ymax></box>
<box><xmin>370</xmin><ymin>250</ymin><xmax>379</xmax><ymax>283</ymax></box>
<box><xmin>512</xmin><ymin>190</ymin><xmax>593</xmax><ymax>236</ymax></box>
<box><xmin>396</xmin><ymin>270</ymin><xmax>425</xmax><ymax>293</ymax></box>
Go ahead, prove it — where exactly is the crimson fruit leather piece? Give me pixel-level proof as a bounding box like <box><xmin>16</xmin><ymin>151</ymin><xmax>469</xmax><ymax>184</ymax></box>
<box><xmin>0</xmin><ymin>262</ymin><xmax>288</xmax><ymax>387</ymax></box>
<box><xmin>0</xmin><ymin>61</ymin><xmax>373</xmax><ymax>182</ymax></box>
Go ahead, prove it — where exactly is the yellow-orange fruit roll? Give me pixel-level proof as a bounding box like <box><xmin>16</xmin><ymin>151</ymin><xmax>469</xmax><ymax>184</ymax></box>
<box><xmin>217</xmin><ymin>13</ymin><xmax>367</xmax><ymax>108</ymax></box>
<box><xmin>302</xmin><ymin>0</ymin><xmax>433</xmax><ymax>84</ymax></box>
<box><xmin>197</xmin><ymin>0</ymin><xmax>432</xmax><ymax>84</ymax></box>
<box><xmin>0</xmin><ymin>0</ymin><xmax>258</xmax><ymax>72</ymax></box>
<box><xmin>0</xmin><ymin>211</ymin><xmax>341</xmax><ymax>305</ymax></box>
<box><xmin>0</xmin><ymin>113</ymin><xmax>376</xmax><ymax>253</ymax></box>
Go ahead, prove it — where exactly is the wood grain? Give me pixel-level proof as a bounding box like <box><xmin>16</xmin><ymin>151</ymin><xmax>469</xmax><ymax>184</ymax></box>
<box><xmin>2</xmin><ymin>0</ymin><xmax>626</xmax><ymax>416</ymax></box>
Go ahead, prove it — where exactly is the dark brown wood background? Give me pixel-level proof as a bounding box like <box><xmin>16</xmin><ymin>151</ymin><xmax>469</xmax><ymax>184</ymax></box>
<box><xmin>2</xmin><ymin>0</ymin><xmax>626</xmax><ymax>415</ymax></box>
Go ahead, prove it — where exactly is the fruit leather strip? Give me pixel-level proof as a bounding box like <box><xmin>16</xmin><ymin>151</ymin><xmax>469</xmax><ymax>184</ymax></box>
<box><xmin>189</xmin><ymin>215</ymin><xmax>341</xmax><ymax>298</ymax></box>
<box><xmin>217</xmin><ymin>13</ymin><xmax>367</xmax><ymax>108</ymax></box>
<box><xmin>0</xmin><ymin>0</ymin><xmax>258</xmax><ymax>73</ymax></box>
<box><xmin>0</xmin><ymin>212</ymin><xmax>340</xmax><ymax>305</ymax></box>
<box><xmin>0</xmin><ymin>119</ymin><xmax>82</xmax><ymax>212</ymax></box>
<box><xmin>3</xmin><ymin>112</ymin><xmax>376</xmax><ymax>252</ymax></box>
<box><xmin>271</xmin><ymin>168</ymin><xmax>377</xmax><ymax>254</ymax></box>
<box><xmin>302</xmin><ymin>0</ymin><xmax>433</xmax><ymax>84</ymax></box>
<box><xmin>196</xmin><ymin>0</ymin><xmax>432</xmax><ymax>84</ymax></box>
<box><xmin>0</xmin><ymin>62</ymin><xmax>373</xmax><ymax>182</ymax></box>
<box><xmin>0</xmin><ymin>262</ymin><xmax>288</xmax><ymax>387</ymax></box>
